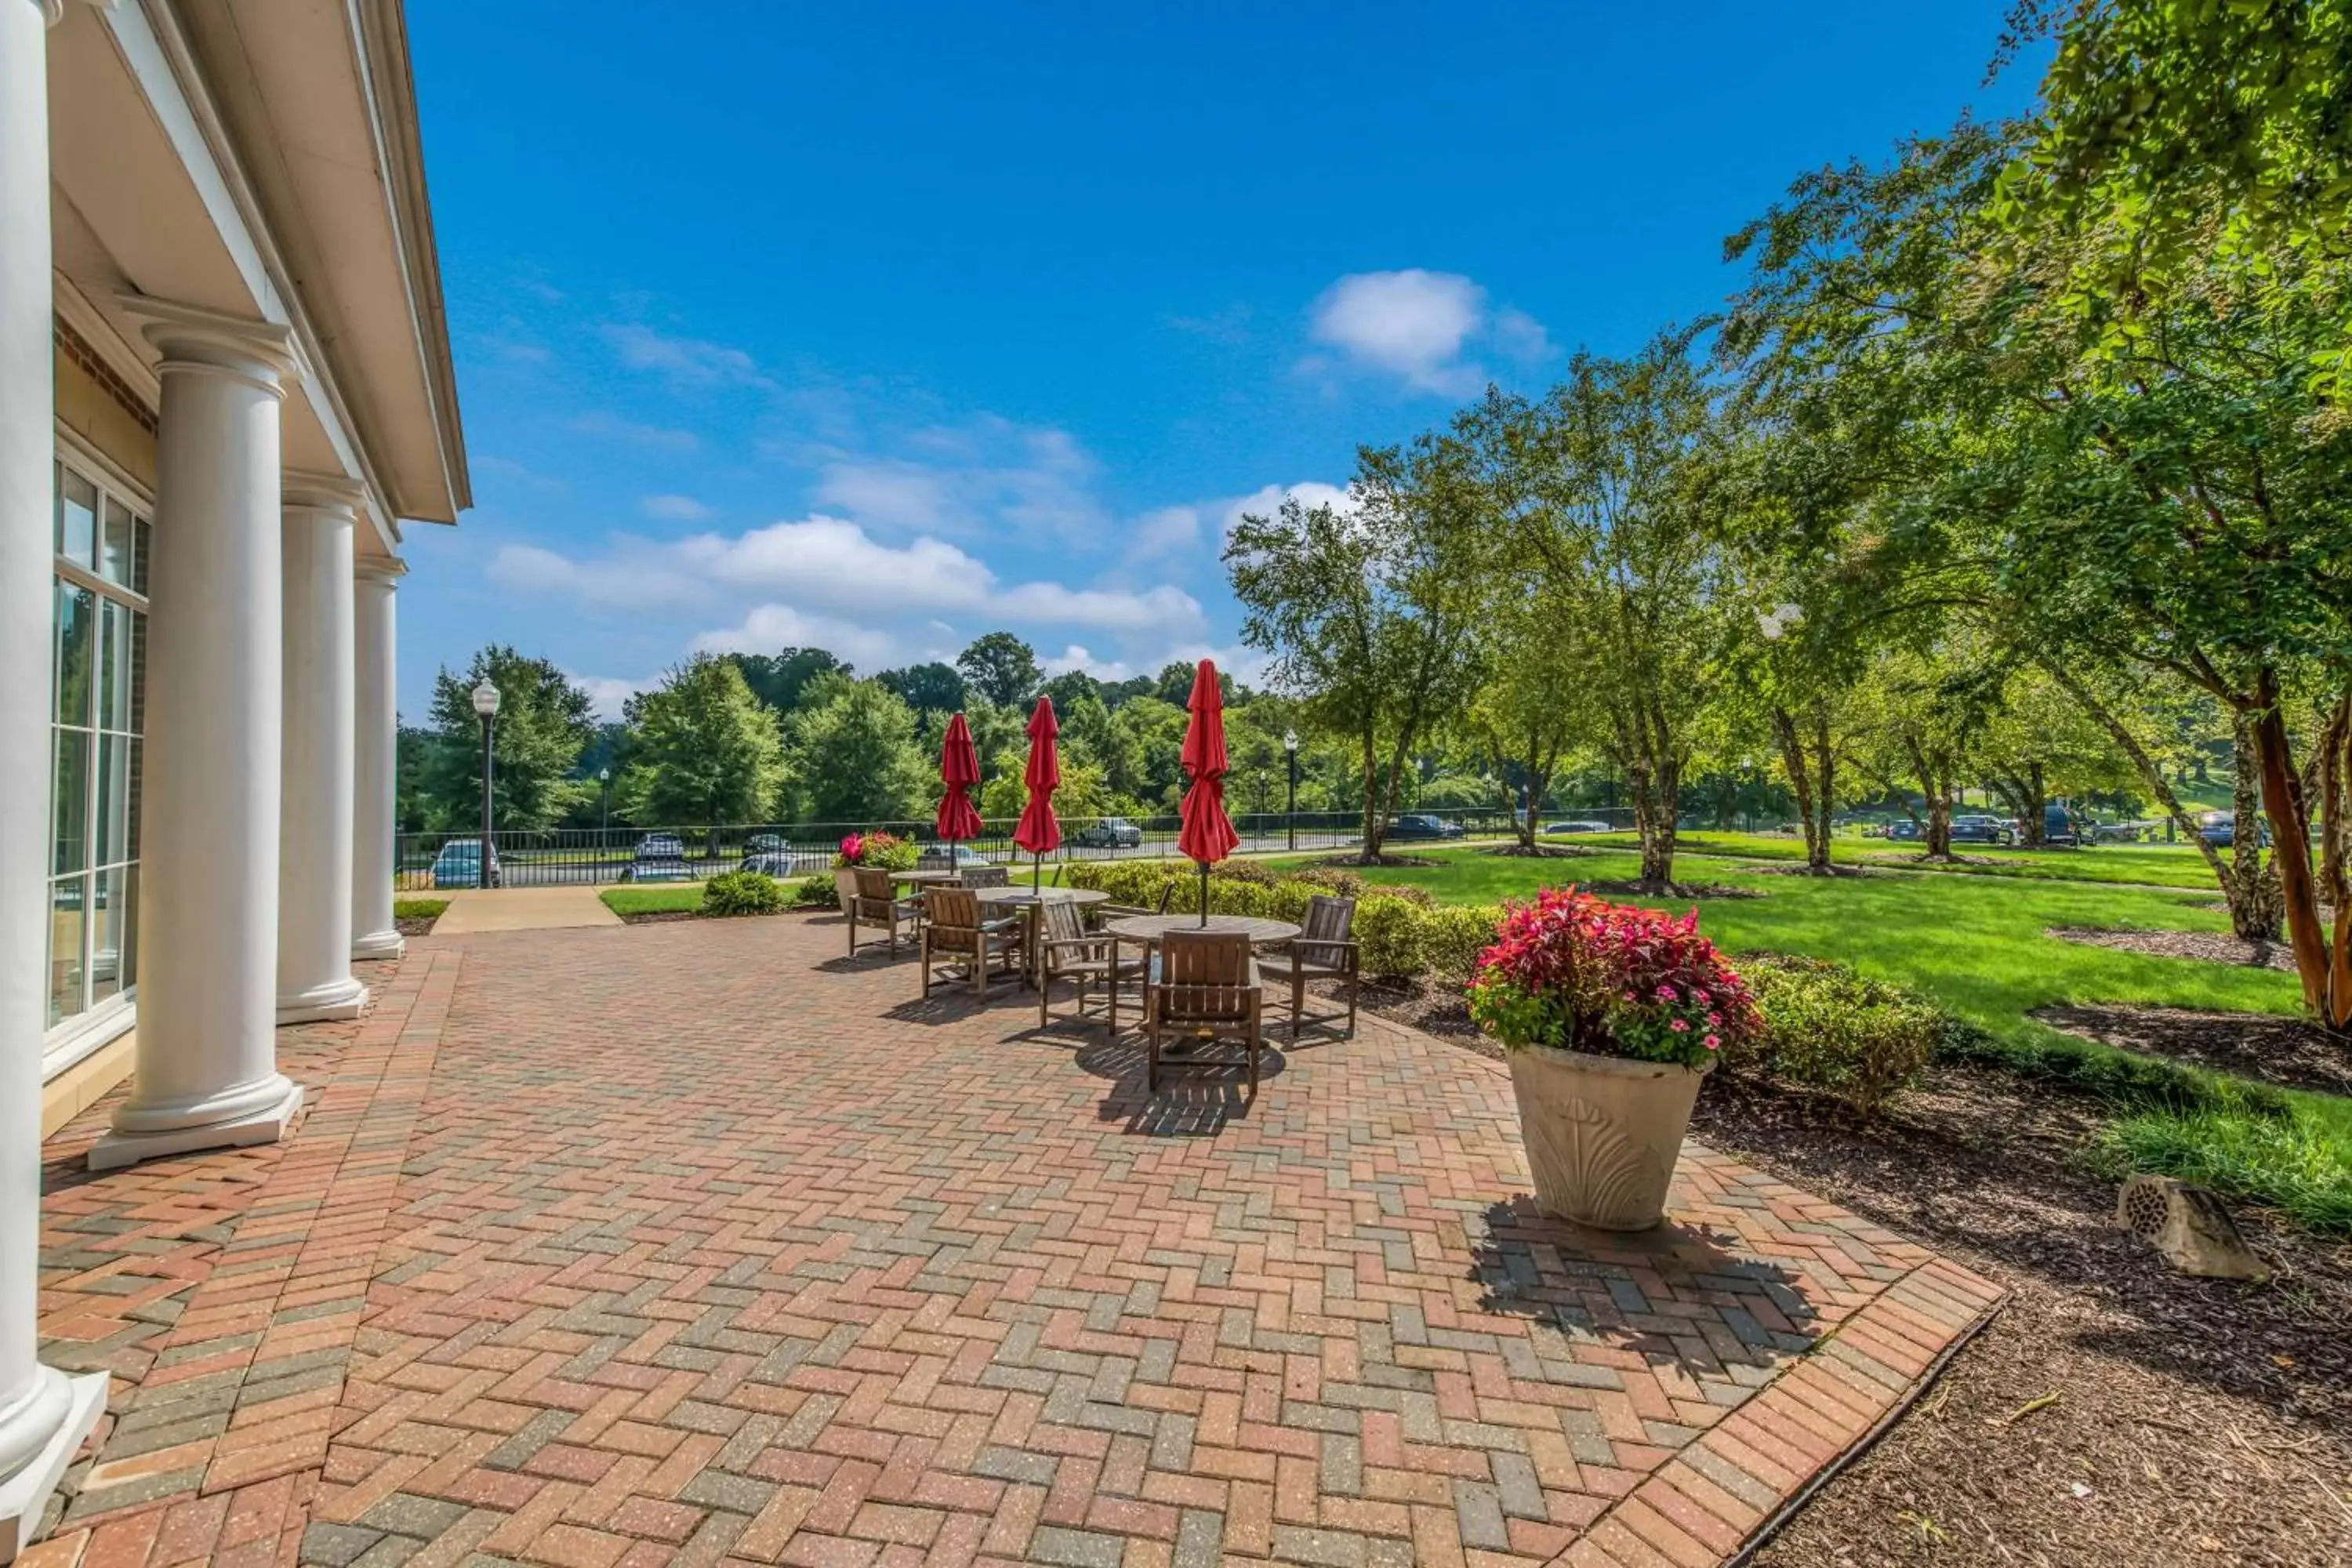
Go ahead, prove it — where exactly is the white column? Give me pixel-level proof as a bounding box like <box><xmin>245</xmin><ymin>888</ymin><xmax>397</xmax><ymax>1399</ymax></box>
<box><xmin>90</xmin><ymin>298</ymin><xmax>304</xmax><ymax>1173</ymax></box>
<box><xmin>275</xmin><ymin>478</ymin><xmax>366</xmax><ymax>1022</ymax></box>
<box><xmin>351</xmin><ymin>557</ymin><xmax>405</xmax><ymax>961</ymax></box>
<box><xmin>0</xmin><ymin>2</ymin><xmax>107</xmax><ymax>1553</ymax></box>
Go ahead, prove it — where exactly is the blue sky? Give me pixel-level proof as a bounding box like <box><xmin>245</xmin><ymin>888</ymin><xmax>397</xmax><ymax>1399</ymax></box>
<box><xmin>396</xmin><ymin>2</ymin><xmax>2042</xmax><ymax>721</ymax></box>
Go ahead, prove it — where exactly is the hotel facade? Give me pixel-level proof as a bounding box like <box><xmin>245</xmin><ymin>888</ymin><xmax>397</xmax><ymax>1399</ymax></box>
<box><xmin>2</xmin><ymin>0</ymin><xmax>466</xmax><ymax>1549</ymax></box>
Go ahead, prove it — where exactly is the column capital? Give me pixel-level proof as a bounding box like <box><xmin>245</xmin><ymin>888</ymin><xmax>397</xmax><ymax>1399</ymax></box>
<box><xmin>118</xmin><ymin>294</ymin><xmax>297</xmax><ymax>396</ymax></box>
<box><xmin>284</xmin><ymin>471</ymin><xmax>367</xmax><ymax>518</ymax></box>
<box><xmin>354</xmin><ymin>554</ymin><xmax>408</xmax><ymax>585</ymax></box>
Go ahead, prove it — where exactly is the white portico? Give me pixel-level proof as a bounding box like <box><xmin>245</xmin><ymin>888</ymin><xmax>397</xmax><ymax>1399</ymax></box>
<box><xmin>1</xmin><ymin>0</ymin><xmax>466</xmax><ymax>1550</ymax></box>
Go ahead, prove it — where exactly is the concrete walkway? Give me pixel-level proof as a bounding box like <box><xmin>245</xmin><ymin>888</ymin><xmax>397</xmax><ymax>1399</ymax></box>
<box><xmin>429</xmin><ymin>884</ymin><xmax>623</xmax><ymax>932</ymax></box>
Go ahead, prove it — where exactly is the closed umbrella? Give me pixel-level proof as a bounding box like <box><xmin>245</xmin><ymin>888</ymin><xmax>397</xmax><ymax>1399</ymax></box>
<box><xmin>936</xmin><ymin>712</ymin><xmax>983</xmax><ymax>860</ymax></box>
<box><xmin>1014</xmin><ymin>698</ymin><xmax>1061</xmax><ymax>891</ymax></box>
<box><xmin>1176</xmin><ymin>659</ymin><xmax>1240</xmax><ymax>924</ymax></box>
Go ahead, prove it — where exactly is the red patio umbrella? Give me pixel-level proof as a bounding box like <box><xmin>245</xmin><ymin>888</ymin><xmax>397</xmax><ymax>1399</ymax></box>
<box><xmin>1014</xmin><ymin>698</ymin><xmax>1061</xmax><ymax>891</ymax></box>
<box><xmin>936</xmin><ymin>712</ymin><xmax>983</xmax><ymax>854</ymax></box>
<box><xmin>1176</xmin><ymin>659</ymin><xmax>1240</xmax><ymax>924</ymax></box>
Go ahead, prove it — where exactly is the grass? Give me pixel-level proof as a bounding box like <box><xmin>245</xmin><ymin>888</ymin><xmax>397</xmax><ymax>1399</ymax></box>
<box><xmin>1552</xmin><ymin>829</ymin><xmax>2225</xmax><ymax>890</ymax></box>
<box><xmin>1273</xmin><ymin>844</ymin><xmax>2352</xmax><ymax>1232</ymax></box>
<box><xmin>392</xmin><ymin>897</ymin><xmax>448</xmax><ymax>920</ymax></box>
<box><xmin>600</xmin><ymin>884</ymin><xmax>705</xmax><ymax>916</ymax></box>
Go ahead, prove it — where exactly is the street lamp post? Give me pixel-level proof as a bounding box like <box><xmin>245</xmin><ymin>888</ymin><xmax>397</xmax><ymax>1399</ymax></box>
<box><xmin>598</xmin><ymin>766</ymin><xmax>612</xmax><ymax>835</ymax></box>
<box><xmin>1283</xmin><ymin>729</ymin><xmax>1299</xmax><ymax>852</ymax></box>
<box><xmin>472</xmin><ymin>679</ymin><xmax>500</xmax><ymax>888</ymax></box>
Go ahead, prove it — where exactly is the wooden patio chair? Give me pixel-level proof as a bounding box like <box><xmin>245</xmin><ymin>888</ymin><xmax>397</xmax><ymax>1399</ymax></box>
<box><xmin>920</xmin><ymin>885</ymin><xmax>1026</xmax><ymax>999</ymax></box>
<box><xmin>847</xmin><ymin>867</ymin><xmax>924</xmax><ymax>959</ymax></box>
<box><xmin>1144</xmin><ymin>930</ymin><xmax>1263</xmax><ymax>1094</ymax></box>
<box><xmin>1097</xmin><ymin>880</ymin><xmax>1175</xmax><ymax>923</ymax></box>
<box><xmin>1035</xmin><ymin>897</ymin><xmax>1144</xmax><ymax>1029</ymax></box>
<box><xmin>958</xmin><ymin>866</ymin><xmax>1011</xmax><ymax>890</ymax></box>
<box><xmin>1258</xmin><ymin>894</ymin><xmax>1359</xmax><ymax>1040</ymax></box>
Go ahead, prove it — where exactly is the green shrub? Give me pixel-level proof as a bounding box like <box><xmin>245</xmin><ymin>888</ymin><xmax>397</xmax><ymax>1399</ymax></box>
<box><xmin>393</xmin><ymin>897</ymin><xmax>448</xmax><ymax>922</ymax></box>
<box><xmin>1352</xmin><ymin>896</ymin><xmax>1425</xmax><ymax>980</ymax></box>
<box><xmin>1740</xmin><ymin>954</ymin><xmax>1940</xmax><ymax>1113</ymax></box>
<box><xmin>702</xmin><ymin>871</ymin><xmax>786</xmax><ymax>916</ymax></box>
<box><xmin>1421</xmin><ymin>904</ymin><xmax>1505</xmax><ymax>985</ymax></box>
<box><xmin>793</xmin><ymin>874</ymin><xmax>838</xmax><ymax>909</ymax></box>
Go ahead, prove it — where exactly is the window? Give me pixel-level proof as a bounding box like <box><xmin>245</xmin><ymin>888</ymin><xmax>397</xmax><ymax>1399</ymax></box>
<box><xmin>49</xmin><ymin>456</ymin><xmax>147</xmax><ymax>1033</ymax></box>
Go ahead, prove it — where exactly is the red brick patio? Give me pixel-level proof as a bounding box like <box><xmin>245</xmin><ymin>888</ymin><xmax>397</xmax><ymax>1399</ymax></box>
<box><xmin>29</xmin><ymin>913</ymin><xmax>2001</xmax><ymax>1568</ymax></box>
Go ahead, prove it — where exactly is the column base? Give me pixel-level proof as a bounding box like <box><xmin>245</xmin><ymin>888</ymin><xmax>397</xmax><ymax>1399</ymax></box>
<box><xmin>274</xmin><ymin>975</ymin><xmax>369</xmax><ymax>1025</ymax></box>
<box><xmin>351</xmin><ymin>927</ymin><xmax>405</xmax><ymax>961</ymax></box>
<box><xmin>88</xmin><ymin>1078</ymin><xmax>304</xmax><ymax>1171</ymax></box>
<box><xmin>0</xmin><ymin>1368</ymin><xmax>108</xmax><ymax>1563</ymax></box>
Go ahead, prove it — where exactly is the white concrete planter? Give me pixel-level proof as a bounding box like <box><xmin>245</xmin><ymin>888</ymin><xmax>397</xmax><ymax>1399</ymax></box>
<box><xmin>1505</xmin><ymin>1042</ymin><xmax>1714</xmax><ymax>1230</ymax></box>
<box><xmin>833</xmin><ymin>869</ymin><xmax>862</xmax><ymax>909</ymax></box>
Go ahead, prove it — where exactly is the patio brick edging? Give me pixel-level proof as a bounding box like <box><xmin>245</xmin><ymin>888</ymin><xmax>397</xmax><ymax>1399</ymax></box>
<box><xmin>1547</xmin><ymin>1257</ymin><xmax>2005</xmax><ymax>1567</ymax></box>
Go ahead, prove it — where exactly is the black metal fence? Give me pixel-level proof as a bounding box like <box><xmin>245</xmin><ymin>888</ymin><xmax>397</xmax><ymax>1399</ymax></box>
<box><xmin>394</xmin><ymin>808</ymin><xmax>1642</xmax><ymax>891</ymax></box>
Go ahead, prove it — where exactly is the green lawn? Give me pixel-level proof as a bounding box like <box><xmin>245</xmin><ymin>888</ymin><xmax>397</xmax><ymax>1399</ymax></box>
<box><xmin>600</xmin><ymin>884</ymin><xmax>705</xmax><ymax>916</ymax></box>
<box><xmin>1552</xmin><ymin>829</ymin><xmax>2224</xmax><ymax>890</ymax></box>
<box><xmin>393</xmin><ymin>896</ymin><xmax>448</xmax><ymax>922</ymax></box>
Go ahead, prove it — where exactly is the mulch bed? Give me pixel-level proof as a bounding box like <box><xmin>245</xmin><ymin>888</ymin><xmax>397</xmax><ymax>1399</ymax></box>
<box><xmin>394</xmin><ymin>915</ymin><xmax>439</xmax><ymax>937</ymax></box>
<box><xmin>1748</xmin><ymin>862</ymin><xmax>1886</xmax><ymax>879</ymax></box>
<box><xmin>2048</xmin><ymin>924</ymin><xmax>2299</xmax><ymax>973</ymax></box>
<box><xmin>2033</xmin><ymin>1002</ymin><xmax>2352</xmax><ymax>1098</ymax></box>
<box><xmin>615</xmin><ymin>909</ymin><xmax>704</xmax><ymax>925</ymax></box>
<box><xmin>1580</xmin><ymin>878</ymin><xmax>1765</xmax><ymax>899</ymax></box>
<box><xmin>1478</xmin><ymin>844</ymin><xmax>1596</xmax><ymax>859</ymax></box>
<box><xmin>1343</xmin><ymin>978</ymin><xmax>2352</xmax><ymax>1563</ymax></box>
<box><xmin>1862</xmin><ymin>851</ymin><xmax>2006</xmax><ymax>868</ymax></box>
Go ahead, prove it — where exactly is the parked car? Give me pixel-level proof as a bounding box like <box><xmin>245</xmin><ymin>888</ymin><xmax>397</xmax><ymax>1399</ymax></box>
<box><xmin>1069</xmin><ymin>817</ymin><xmax>1143</xmax><ymax>849</ymax></box>
<box><xmin>623</xmin><ymin>833</ymin><xmax>692</xmax><ymax>882</ymax></box>
<box><xmin>1386</xmin><ymin>814</ymin><xmax>1467</xmax><ymax>840</ymax></box>
<box><xmin>739</xmin><ymin>851</ymin><xmax>799</xmax><ymax>877</ymax></box>
<box><xmin>1950</xmin><ymin>814</ymin><xmax>2016</xmax><ymax>846</ymax></box>
<box><xmin>2043</xmin><ymin>804</ymin><xmax>2091</xmax><ymax>848</ymax></box>
<box><xmin>430</xmin><ymin>839</ymin><xmax>500</xmax><ymax>889</ymax></box>
<box><xmin>2198</xmin><ymin>811</ymin><xmax>2269</xmax><ymax>849</ymax></box>
<box><xmin>1542</xmin><ymin>820</ymin><xmax>1613</xmax><ymax>835</ymax></box>
<box><xmin>1886</xmin><ymin>818</ymin><xmax>1924</xmax><ymax>842</ymax></box>
<box><xmin>743</xmin><ymin>833</ymin><xmax>787</xmax><ymax>854</ymax></box>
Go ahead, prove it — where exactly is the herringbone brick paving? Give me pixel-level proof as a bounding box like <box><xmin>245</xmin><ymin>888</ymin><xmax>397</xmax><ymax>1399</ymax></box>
<box><xmin>31</xmin><ymin>913</ymin><xmax>2000</xmax><ymax>1567</ymax></box>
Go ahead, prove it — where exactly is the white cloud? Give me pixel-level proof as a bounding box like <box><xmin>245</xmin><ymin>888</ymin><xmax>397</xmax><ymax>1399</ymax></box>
<box><xmin>568</xmin><ymin>674</ymin><xmax>646</xmax><ymax>723</ymax></box>
<box><xmin>1307</xmin><ymin>270</ymin><xmax>1551</xmax><ymax>395</ymax></box>
<box><xmin>1218</xmin><ymin>481</ymin><xmax>1356</xmax><ymax>543</ymax></box>
<box><xmin>1127</xmin><ymin>506</ymin><xmax>1203</xmax><ymax>561</ymax></box>
<box><xmin>641</xmin><ymin>494</ymin><xmax>713</xmax><ymax>522</ymax></box>
<box><xmin>691</xmin><ymin>604</ymin><xmax>913</xmax><ymax>671</ymax></box>
<box><xmin>813</xmin><ymin>462</ymin><xmax>956</xmax><ymax>534</ymax></box>
<box><xmin>1041</xmin><ymin>644</ymin><xmax>1136</xmax><ymax>681</ymax></box>
<box><xmin>601</xmin><ymin>323</ymin><xmax>776</xmax><ymax>390</ymax></box>
<box><xmin>796</xmin><ymin>415</ymin><xmax>1107</xmax><ymax>546</ymax></box>
<box><xmin>485</xmin><ymin>542</ymin><xmax>706</xmax><ymax>612</ymax></box>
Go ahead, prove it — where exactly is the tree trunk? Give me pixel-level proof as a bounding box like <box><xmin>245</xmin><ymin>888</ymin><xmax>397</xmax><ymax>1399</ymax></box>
<box><xmin>2042</xmin><ymin>659</ymin><xmax>2264</xmax><ymax>934</ymax></box>
<box><xmin>1359</xmin><ymin>730</ymin><xmax>1385</xmax><ymax>861</ymax></box>
<box><xmin>1771</xmin><ymin>705</ymin><xmax>1835</xmax><ymax>875</ymax></box>
<box><xmin>1812</xmin><ymin>710</ymin><xmax>1835</xmax><ymax>873</ymax></box>
<box><xmin>1635</xmin><ymin>756</ymin><xmax>1680</xmax><ymax>886</ymax></box>
<box><xmin>2227</xmin><ymin>713</ymin><xmax>2285</xmax><ymax>942</ymax></box>
<box><xmin>1925</xmin><ymin>787</ymin><xmax>1953</xmax><ymax>859</ymax></box>
<box><xmin>2250</xmin><ymin>677</ymin><xmax>2347</xmax><ymax>1029</ymax></box>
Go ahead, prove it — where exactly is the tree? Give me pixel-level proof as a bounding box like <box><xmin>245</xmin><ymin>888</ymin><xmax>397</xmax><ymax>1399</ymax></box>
<box><xmin>724</xmin><ymin>647</ymin><xmax>847</xmax><ymax>714</ymax></box>
<box><xmin>876</xmin><ymin>662</ymin><xmax>967</xmax><ymax>719</ymax></box>
<box><xmin>1973</xmin><ymin>662</ymin><xmax>2132</xmax><ymax>845</ymax></box>
<box><xmin>1110</xmin><ymin>696</ymin><xmax>1189</xmax><ymax>810</ymax></box>
<box><xmin>786</xmin><ymin>678</ymin><xmax>931</xmax><ymax>824</ymax></box>
<box><xmin>1523</xmin><ymin>336</ymin><xmax>1739</xmax><ymax>887</ymax></box>
<box><xmin>1229</xmin><ymin>441</ymin><xmax>1485</xmax><ymax>862</ymax></box>
<box><xmin>1469</xmin><ymin>573</ymin><xmax>1597</xmax><ymax>851</ymax></box>
<box><xmin>420</xmin><ymin>647</ymin><xmax>595</xmax><ymax>832</ymax></box>
<box><xmin>956</xmin><ymin>633</ymin><xmax>1042</xmax><ymax>708</ymax></box>
<box><xmin>616</xmin><ymin>655</ymin><xmax>788</xmax><ymax>826</ymax></box>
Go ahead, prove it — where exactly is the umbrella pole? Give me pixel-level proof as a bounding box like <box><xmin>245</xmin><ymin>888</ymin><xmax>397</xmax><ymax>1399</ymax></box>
<box><xmin>1033</xmin><ymin>850</ymin><xmax>1041</xmax><ymax>893</ymax></box>
<box><xmin>1199</xmin><ymin>860</ymin><xmax>1209</xmax><ymax>926</ymax></box>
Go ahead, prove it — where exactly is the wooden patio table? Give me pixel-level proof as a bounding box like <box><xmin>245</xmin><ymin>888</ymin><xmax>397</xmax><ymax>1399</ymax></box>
<box><xmin>1100</xmin><ymin>913</ymin><xmax>1301</xmax><ymax>1034</ymax></box>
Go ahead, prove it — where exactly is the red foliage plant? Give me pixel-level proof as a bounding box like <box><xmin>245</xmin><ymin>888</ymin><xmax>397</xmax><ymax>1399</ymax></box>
<box><xmin>1465</xmin><ymin>886</ymin><xmax>1762</xmax><ymax>1068</ymax></box>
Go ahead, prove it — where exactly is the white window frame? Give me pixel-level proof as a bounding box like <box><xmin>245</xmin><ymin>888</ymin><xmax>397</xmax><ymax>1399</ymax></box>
<box><xmin>44</xmin><ymin>429</ymin><xmax>152</xmax><ymax>1082</ymax></box>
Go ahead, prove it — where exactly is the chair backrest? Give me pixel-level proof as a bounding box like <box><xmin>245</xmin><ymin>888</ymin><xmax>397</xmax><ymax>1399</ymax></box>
<box><xmin>1040</xmin><ymin>898</ymin><xmax>1086</xmax><ymax>946</ymax></box>
<box><xmin>961</xmin><ymin>866</ymin><xmax>1010</xmax><ymax>889</ymax></box>
<box><xmin>852</xmin><ymin>867</ymin><xmax>897</xmax><ymax>914</ymax></box>
<box><xmin>833</xmin><ymin>868</ymin><xmax>863</xmax><ymax>909</ymax></box>
<box><xmin>1156</xmin><ymin>931</ymin><xmax>1254</xmax><ymax>1022</ymax></box>
<box><xmin>927</xmin><ymin>884</ymin><xmax>980</xmax><ymax>931</ymax></box>
<box><xmin>1155</xmin><ymin>882</ymin><xmax>1175</xmax><ymax>916</ymax></box>
<box><xmin>1298</xmin><ymin>895</ymin><xmax>1356</xmax><ymax>967</ymax></box>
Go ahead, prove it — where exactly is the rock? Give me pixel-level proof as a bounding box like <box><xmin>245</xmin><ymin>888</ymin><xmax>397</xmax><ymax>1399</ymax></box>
<box><xmin>2114</xmin><ymin>1174</ymin><xmax>2270</xmax><ymax>1282</ymax></box>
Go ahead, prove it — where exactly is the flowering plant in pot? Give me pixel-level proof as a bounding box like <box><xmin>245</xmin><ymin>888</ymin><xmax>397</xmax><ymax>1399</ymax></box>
<box><xmin>833</xmin><ymin>831</ymin><xmax>916</xmax><ymax>871</ymax></box>
<box><xmin>1467</xmin><ymin>887</ymin><xmax>1761</xmax><ymax>1229</ymax></box>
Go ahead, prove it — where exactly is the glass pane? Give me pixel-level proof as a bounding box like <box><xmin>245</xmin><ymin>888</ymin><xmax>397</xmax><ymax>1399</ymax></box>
<box><xmin>118</xmin><ymin>864</ymin><xmax>137</xmax><ymax>990</ymax></box>
<box><xmin>53</xmin><ymin>582</ymin><xmax>93</xmax><ymax>728</ymax></box>
<box><xmin>133</xmin><ymin>517</ymin><xmax>151</xmax><ymax>597</ymax></box>
<box><xmin>126</xmin><ymin>610</ymin><xmax>146</xmax><ymax>736</ymax></box>
<box><xmin>52</xmin><ymin>727</ymin><xmax>88</xmax><ymax>876</ymax></box>
<box><xmin>126</xmin><ymin>739</ymin><xmax>142</xmax><ymax>859</ymax></box>
<box><xmin>47</xmin><ymin>877</ymin><xmax>85</xmax><ymax>1026</ymax></box>
<box><xmin>90</xmin><ymin>865</ymin><xmax>129</xmax><ymax>1004</ymax></box>
<box><xmin>96</xmin><ymin>732</ymin><xmax>129</xmax><ymax>866</ymax></box>
<box><xmin>100</xmin><ymin>495</ymin><xmax>136</xmax><ymax>587</ymax></box>
<box><xmin>98</xmin><ymin>600</ymin><xmax>131</xmax><ymax>730</ymax></box>
<box><xmin>57</xmin><ymin>467</ymin><xmax>96</xmax><ymax>568</ymax></box>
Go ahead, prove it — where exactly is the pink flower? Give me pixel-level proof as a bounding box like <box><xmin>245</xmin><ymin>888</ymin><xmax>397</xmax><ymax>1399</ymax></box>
<box><xmin>1703</xmin><ymin>1035</ymin><xmax>1721</xmax><ymax>1051</ymax></box>
<box><xmin>1655</xmin><ymin>983</ymin><xmax>1678</xmax><ymax>1003</ymax></box>
<box><xmin>1669</xmin><ymin>1018</ymin><xmax>1690</xmax><ymax>1033</ymax></box>
<box><xmin>1706</xmin><ymin>1011</ymin><xmax>1722</xmax><ymax>1026</ymax></box>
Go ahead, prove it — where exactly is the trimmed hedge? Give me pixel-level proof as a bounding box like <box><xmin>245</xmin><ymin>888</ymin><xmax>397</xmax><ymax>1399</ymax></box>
<box><xmin>793</xmin><ymin>873</ymin><xmax>840</xmax><ymax>909</ymax></box>
<box><xmin>1735</xmin><ymin>953</ymin><xmax>1938</xmax><ymax>1113</ymax></box>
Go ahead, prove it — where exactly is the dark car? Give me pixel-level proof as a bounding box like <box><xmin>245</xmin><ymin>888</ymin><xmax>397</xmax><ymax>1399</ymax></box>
<box><xmin>623</xmin><ymin>833</ymin><xmax>692</xmax><ymax>882</ymax></box>
<box><xmin>1070</xmin><ymin>817</ymin><xmax>1143</xmax><ymax>849</ymax></box>
<box><xmin>1886</xmin><ymin>818</ymin><xmax>1924</xmax><ymax>842</ymax></box>
<box><xmin>1386</xmin><ymin>814</ymin><xmax>1467</xmax><ymax>840</ymax></box>
<box><xmin>1950</xmin><ymin>814</ymin><xmax>2015</xmax><ymax>846</ymax></box>
<box><xmin>743</xmin><ymin>832</ymin><xmax>787</xmax><ymax>854</ymax></box>
<box><xmin>739</xmin><ymin>851</ymin><xmax>798</xmax><ymax>877</ymax></box>
<box><xmin>2198</xmin><ymin>811</ymin><xmax>2269</xmax><ymax>849</ymax></box>
<box><xmin>430</xmin><ymin>839</ymin><xmax>501</xmax><ymax>888</ymax></box>
<box><xmin>2042</xmin><ymin>804</ymin><xmax>2092</xmax><ymax>848</ymax></box>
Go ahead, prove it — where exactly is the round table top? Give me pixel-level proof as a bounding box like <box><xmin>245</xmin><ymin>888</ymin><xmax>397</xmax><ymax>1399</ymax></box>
<box><xmin>1104</xmin><ymin>913</ymin><xmax>1301</xmax><ymax>946</ymax></box>
<box><xmin>975</xmin><ymin>885</ymin><xmax>1111</xmax><ymax>906</ymax></box>
<box><xmin>887</xmin><ymin>868</ymin><xmax>957</xmax><ymax>884</ymax></box>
